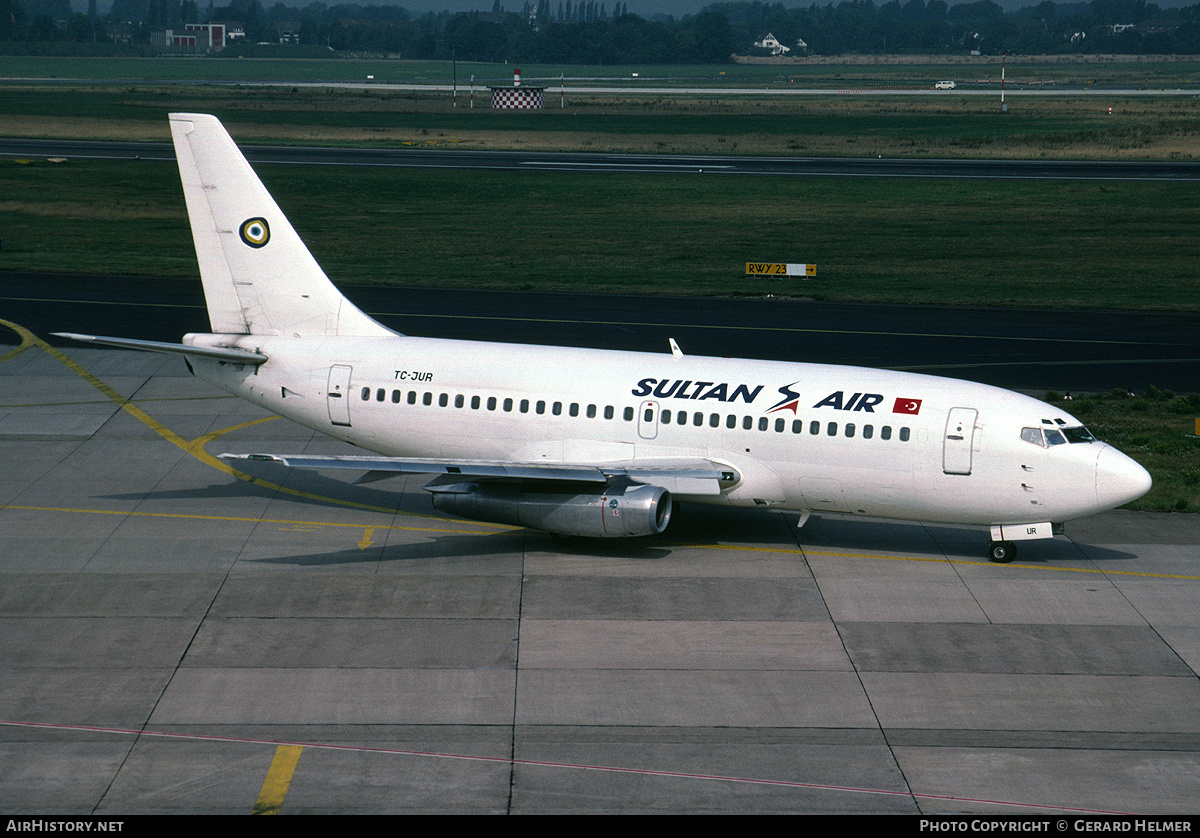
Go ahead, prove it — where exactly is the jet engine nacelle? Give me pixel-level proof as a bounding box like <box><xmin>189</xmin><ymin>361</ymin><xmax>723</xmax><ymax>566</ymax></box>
<box><xmin>429</xmin><ymin>482</ymin><xmax>672</xmax><ymax>538</ymax></box>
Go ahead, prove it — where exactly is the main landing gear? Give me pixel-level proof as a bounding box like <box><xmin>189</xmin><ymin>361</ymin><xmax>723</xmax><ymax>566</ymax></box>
<box><xmin>988</xmin><ymin>540</ymin><xmax>1017</xmax><ymax>563</ymax></box>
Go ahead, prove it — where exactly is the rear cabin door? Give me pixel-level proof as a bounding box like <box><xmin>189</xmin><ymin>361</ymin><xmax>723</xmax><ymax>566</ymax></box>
<box><xmin>638</xmin><ymin>399</ymin><xmax>659</xmax><ymax>440</ymax></box>
<box><xmin>327</xmin><ymin>364</ymin><xmax>353</xmax><ymax>427</ymax></box>
<box><xmin>943</xmin><ymin>407</ymin><xmax>977</xmax><ymax>475</ymax></box>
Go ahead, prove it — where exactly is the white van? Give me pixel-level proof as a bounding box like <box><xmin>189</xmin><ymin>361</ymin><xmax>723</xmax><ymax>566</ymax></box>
<box><xmin>935</xmin><ymin>80</ymin><xmax>956</xmax><ymax>90</ymax></box>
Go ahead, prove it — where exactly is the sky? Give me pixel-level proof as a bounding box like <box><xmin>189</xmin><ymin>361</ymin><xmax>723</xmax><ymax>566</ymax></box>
<box><xmin>391</xmin><ymin>0</ymin><xmax>720</xmax><ymax>13</ymax></box>
<box><xmin>336</xmin><ymin>0</ymin><xmax>1196</xmax><ymax>13</ymax></box>
<box><xmin>85</xmin><ymin>0</ymin><xmax>1199</xmax><ymax>19</ymax></box>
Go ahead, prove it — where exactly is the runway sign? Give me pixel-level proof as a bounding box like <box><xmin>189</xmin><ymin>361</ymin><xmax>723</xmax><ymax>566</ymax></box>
<box><xmin>746</xmin><ymin>262</ymin><xmax>816</xmax><ymax>277</ymax></box>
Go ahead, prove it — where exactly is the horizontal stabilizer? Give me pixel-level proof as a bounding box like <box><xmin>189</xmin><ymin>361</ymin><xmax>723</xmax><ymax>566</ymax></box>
<box><xmin>53</xmin><ymin>333</ymin><xmax>267</xmax><ymax>365</ymax></box>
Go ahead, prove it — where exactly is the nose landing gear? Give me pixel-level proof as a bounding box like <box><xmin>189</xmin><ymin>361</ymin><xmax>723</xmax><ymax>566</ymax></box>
<box><xmin>988</xmin><ymin>540</ymin><xmax>1017</xmax><ymax>563</ymax></box>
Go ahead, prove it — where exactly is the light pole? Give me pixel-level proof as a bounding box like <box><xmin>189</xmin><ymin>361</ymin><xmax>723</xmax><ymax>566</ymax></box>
<box><xmin>1001</xmin><ymin>52</ymin><xmax>1007</xmax><ymax>113</ymax></box>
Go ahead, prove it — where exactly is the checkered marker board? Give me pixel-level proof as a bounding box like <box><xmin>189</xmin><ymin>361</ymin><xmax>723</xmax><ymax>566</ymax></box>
<box><xmin>490</xmin><ymin>87</ymin><xmax>545</xmax><ymax>109</ymax></box>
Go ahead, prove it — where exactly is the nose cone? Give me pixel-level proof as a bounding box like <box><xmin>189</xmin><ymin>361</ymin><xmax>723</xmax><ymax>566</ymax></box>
<box><xmin>1096</xmin><ymin>445</ymin><xmax>1152</xmax><ymax>510</ymax></box>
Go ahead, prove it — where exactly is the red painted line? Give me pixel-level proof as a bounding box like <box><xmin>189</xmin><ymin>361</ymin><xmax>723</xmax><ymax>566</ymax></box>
<box><xmin>1</xmin><ymin>719</ymin><xmax>1141</xmax><ymax>814</ymax></box>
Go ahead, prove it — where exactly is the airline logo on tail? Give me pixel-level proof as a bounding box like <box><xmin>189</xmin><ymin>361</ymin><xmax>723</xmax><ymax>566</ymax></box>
<box><xmin>239</xmin><ymin>217</ymin><xmax>270</xmax><ymax>248</ymax></box>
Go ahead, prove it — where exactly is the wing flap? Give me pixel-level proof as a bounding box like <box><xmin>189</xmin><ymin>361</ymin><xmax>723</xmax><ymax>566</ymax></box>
<box><xmin>221</xmin><ymin>453</ymin><xmax>735</xmax><ymax>496</ymax></box>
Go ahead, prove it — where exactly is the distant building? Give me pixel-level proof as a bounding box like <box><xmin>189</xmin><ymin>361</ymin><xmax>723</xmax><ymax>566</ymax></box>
<box><xmin>106</xmin><ymin>21</ymin><xmax>136</xmax><ymax>43</ymax></box>
<box><xmin>150</xmin><ymin>22</ymin><xmax>234</xmax><ymax>54</ymax></box>
<box><xmin>275</xmin><ymin>20</ymin><xmax>300</xmax><ymax>44</ymax></box>
<box><xmin>150</xmin><ymin>29</ymin><xmax>199</xmax><ymax>54</ymax></box>
<box><xmin>753</xmin><ymin>33</ymin><xmax>790</xmax><ymax>56</ymax></box>
<box><xmin>186</xmin><ymin>22</ymin><xmax>228</xmax><ymax>52</ymax></box>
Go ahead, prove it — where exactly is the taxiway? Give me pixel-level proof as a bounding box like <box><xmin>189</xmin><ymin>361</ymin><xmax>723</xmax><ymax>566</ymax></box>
<box><xmin>0</xmin><ymin>334</ymin><xmax>1198</xmax><ymax>814</ymax></box>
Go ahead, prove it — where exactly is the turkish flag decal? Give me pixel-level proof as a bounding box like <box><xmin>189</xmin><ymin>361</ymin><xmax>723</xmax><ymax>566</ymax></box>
<box><xmin>893</xmin><ymin>398</ymin><xmax>922</xmax><ymax>415</ymax></box>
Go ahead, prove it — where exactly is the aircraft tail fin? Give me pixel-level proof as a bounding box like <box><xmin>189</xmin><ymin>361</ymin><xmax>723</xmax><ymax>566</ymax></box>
<box><xmin>169</xmin><ymin>113</ymin><xmax>394</xmax><ymax>338</ymax></box>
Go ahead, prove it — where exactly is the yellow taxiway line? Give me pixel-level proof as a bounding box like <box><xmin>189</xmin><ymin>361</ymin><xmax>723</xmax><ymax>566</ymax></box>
<box><xmin>252</xmin><ymin>745</ymin><xmax>304</xmax><ymax>815</ymax></box>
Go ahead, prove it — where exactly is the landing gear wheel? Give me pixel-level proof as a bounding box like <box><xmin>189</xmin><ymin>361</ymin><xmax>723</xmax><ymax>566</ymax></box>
<box><xmin>988</xmin><ymin>540</ymin><xmax>1017</xmax><ymax>563</ymax></box>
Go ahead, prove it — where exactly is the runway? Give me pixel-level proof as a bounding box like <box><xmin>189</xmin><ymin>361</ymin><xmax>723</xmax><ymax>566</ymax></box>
<box><xmin>1</xmin><ymin>326</ymin><xmax>1199</xmax><ymax>814</ymax></box>
<box><xmin>3</xmin><ymin>137</ymin><xmax>1200</xmax><ymax>180</ymax></box>
<box><xmin>3</xmin><ymin>272</ymin><xmax>1199</xmax><ymax>394</ymax></box>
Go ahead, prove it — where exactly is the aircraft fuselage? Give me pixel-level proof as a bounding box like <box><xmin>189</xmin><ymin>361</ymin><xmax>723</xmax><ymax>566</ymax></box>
<box><xmin>187</xmin><ymin>332</ymin><xmax>1151</xmax><ymax>531</ymax></box>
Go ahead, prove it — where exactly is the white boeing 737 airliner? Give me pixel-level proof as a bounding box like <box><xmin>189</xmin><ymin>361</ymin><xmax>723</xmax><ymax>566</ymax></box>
<box><xmin>58</xmin><ymin>113</ymin><xmax>1152</xmax><ymax>563</ymax></box>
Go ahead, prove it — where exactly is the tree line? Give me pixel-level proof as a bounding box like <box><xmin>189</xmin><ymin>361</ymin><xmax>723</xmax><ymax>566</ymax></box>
<box><xmin>4</xmin><ymin>0</ymin><xmax>1200</xmax><ymax>59</ymax></box>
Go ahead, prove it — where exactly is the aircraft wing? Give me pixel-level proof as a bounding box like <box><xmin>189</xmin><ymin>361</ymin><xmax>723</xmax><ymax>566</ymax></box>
<box><xmin>221</xmin><ymin>453</ymin><xmax>735</xmax><ymax>496</ymax></box>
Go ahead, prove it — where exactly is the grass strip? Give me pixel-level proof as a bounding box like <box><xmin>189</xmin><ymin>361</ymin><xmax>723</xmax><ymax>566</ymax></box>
<box><xmin>1047</xmin><ymin>389</ymin><xmax>1200</xmax><ymax>513</ymax></box>
<box><xmin>1</xmin><ymin>158</ymin><xmax>1197</xmax><ymax>312</ymax></box>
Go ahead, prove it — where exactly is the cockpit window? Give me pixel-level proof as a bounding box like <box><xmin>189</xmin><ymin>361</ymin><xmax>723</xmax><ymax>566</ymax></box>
<box><xmin>1062</xmin><ymin>426</ymin><xmax>1096</xmax><ymax>443</ymax></box>
<box><xmin>1022</xmin><ymin>425</ymin><xmax>1097</xmax><ymax>447</ymax></box>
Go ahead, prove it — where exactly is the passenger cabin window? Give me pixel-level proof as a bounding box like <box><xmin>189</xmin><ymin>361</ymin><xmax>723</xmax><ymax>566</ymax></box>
<box><xmin>361</xmin><ymin>379</ymin><xmax>928</xmax><ymax>447</ymax></box>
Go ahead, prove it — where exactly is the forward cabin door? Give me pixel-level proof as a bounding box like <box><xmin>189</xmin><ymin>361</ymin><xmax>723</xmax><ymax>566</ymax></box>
<box><xmin>327</xmin><ymin>364</ymin><xmax>353</xmax><ymax>427</ymax></box>
<box><xmin>943</xmin><ymin>407</ymin><xmax>977</xmax><ymax>475</ymax></box>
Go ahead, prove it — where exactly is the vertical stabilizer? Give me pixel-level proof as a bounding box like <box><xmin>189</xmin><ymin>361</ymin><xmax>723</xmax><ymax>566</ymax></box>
<box><xmin>169</xmin><ymin>113</ymin><xmax>395</xmax><ymax>338</ymax></box>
